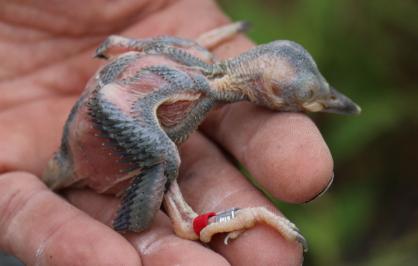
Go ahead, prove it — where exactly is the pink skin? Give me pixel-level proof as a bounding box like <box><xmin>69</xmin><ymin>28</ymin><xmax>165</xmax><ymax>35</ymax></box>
<box><xmin>63</xmin><ymin>55</ymin><xmax>200</xmax><ymax>193</ymax></box>
<box><xmin>58</xmin><ymin>53</ymin><xmax>208</xmax><ymax>193</ymax></box>
<box><xmin>0</xmin><ymin>0</ymin><xmax>333</xmax><ymax>265</ymax></box>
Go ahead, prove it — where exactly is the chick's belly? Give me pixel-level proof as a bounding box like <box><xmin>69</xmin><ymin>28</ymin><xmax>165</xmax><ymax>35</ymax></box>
<box><xmin>62</xmin><ymin>54</ymin><xmax>202</xmax><ymax>194</ymax></box>
<box><xmin>67</xmin><ymin>100</ymin><xmax>200</xmax><ymax>194</ymax></box>
<box><xmin>68</xmin><ymin>102</ymin><xmax>141</xmax><ymax>194</ymax></box>
<box><xmin>65</xmin><ymin>56</ymin><xmax>173</xmax><ymax>193</ymax></box>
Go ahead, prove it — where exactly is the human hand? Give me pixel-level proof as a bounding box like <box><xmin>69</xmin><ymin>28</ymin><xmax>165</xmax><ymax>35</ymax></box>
<box><xmin>0</xmin><ymin>0</ymin><xmax>334</xmax><ymax>265</ymax></box>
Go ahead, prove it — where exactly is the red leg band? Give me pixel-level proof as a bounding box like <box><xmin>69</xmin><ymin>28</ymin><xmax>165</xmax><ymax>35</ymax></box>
<box><xmin>193</xmin><ymin>212</ymin><xmax>216</xmax><ymax>236</ymax></box>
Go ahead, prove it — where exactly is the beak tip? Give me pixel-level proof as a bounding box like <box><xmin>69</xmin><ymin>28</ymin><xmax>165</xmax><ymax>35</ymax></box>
<box><xmin>355</xmin><ymin>104</ymin><xmax>362</xmax><ymax>115</ymax></box>
<box><xmin>325</xmin><ymin>87</ymin><xmax>362</xmax><ymax>115</ymax></box>
<box><xmin>342</xmin><ymin>102</ymin><xmax>362</xmax><ymax>115</ymax></box>
<box><xmin>349</xmin><ymin>103</ymin><xmax>362</xmax><ymax>115</ymax></box>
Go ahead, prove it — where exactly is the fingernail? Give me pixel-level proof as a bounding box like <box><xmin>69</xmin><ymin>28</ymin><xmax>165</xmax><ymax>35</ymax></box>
<box><xmin>304</xmin><ymin>172</ymin><xmax>334</xmax><ymax>203</ymax></box>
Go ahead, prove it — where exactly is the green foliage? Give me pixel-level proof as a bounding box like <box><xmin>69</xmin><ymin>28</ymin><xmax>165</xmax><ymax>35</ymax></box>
<box><xmin>221</xmin><ymin>0</ymin><xmax>418</xmax><ymax>265</ymax></box>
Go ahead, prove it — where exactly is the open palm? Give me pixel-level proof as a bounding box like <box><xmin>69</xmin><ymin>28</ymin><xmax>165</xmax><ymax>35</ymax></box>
<box><xmin>0</xmin><ymin>0</ymin><xmax>333</xmax><ymax>265</ymax></box>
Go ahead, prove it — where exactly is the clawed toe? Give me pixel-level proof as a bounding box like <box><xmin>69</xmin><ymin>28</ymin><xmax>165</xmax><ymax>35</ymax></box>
<box><xmin>94</xmin><ymin>38</ymin><xmax>112</xmax><ymax>59</ymax></box>
<box><xmin>224</xmin><ymin>230</ymin><xmax>244</xmax><ymax>245</ymax></box>
<box><xmin>94</xmin><ymin>52</ymin><xmax>108</xmax><ymax>60</ymax></box>
<box><xmin>295</xmin><ymin>233</ymin><xmax>309</xmax><ymax>252</ymax></box>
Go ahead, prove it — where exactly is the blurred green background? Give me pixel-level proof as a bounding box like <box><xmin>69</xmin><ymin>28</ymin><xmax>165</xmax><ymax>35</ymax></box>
<box><xmin>219</xmin><ymin>0</ymin><xmax>418</xmax><ymax>265</ymax></box>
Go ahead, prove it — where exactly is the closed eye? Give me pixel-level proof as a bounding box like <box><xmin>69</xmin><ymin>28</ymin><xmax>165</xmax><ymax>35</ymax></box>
<box><xmin>298</xmin><ymin>88</ymin><xmax>314</xmax><ymax>101</ymax></box>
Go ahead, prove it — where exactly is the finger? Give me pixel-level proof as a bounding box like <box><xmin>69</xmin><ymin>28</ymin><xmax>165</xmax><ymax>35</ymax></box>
<box><xmin>0</xmin><ymin>97</ymin><xmax>76</xmax><ymax>176</ymax></box>
<box><xmin>202</xmin><ymin>103</ymin><xmax>334</xmax><ymax>203</ymax></box>
<box><xmin>0</xmin><ymin>172</ymin><xmax>141</xmax><ymax>266</ymax></box>
<box><xmin>119</xmin><ymin>0</ymin><xmax>231</xmax><ymax>39</ymax></box>
<box><xmin>178</xmin><ymin>132</ymin><xmax>304</xmax><ymax>265</ymax></box>
<box><xmin>67</xmin><ymin>190</ymin><xmax>230</xmax><ymax>266</ymax></box>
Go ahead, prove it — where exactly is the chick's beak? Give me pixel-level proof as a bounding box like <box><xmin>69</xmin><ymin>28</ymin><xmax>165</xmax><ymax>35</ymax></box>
<box><xmin>319</xmin><ymin>87</ymin><xmax>361</xmax><ymax>115</ymax></box>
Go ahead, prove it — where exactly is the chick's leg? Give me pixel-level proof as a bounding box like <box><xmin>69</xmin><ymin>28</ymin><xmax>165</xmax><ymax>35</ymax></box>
<box><xmin>95</xmin><ymin>21</ymin><xmax>249</xmax><ymax>60</ymax></box>
<box><xmin>200</xmin><ymin>207</ymin><xmax>308</xmax><ymax>252</ymax></box>
<box><xmin>164</xmin><ymin>181</ymin><xmax>307</xmax><ymax>252</ymax></box>
<box><xmin>163</xmin><ymin>181</ymin><xmax>244</xmax><ymax>241</ymax></box>
<box><xmin>163</xmin><ymin>180</ymin><xmax>199</xmax><ymax>240</ymax></box>
<box><xmin>94</xmin><ymin>35</ymin><xmax>202</xmax><ymax>60</ymax></box>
